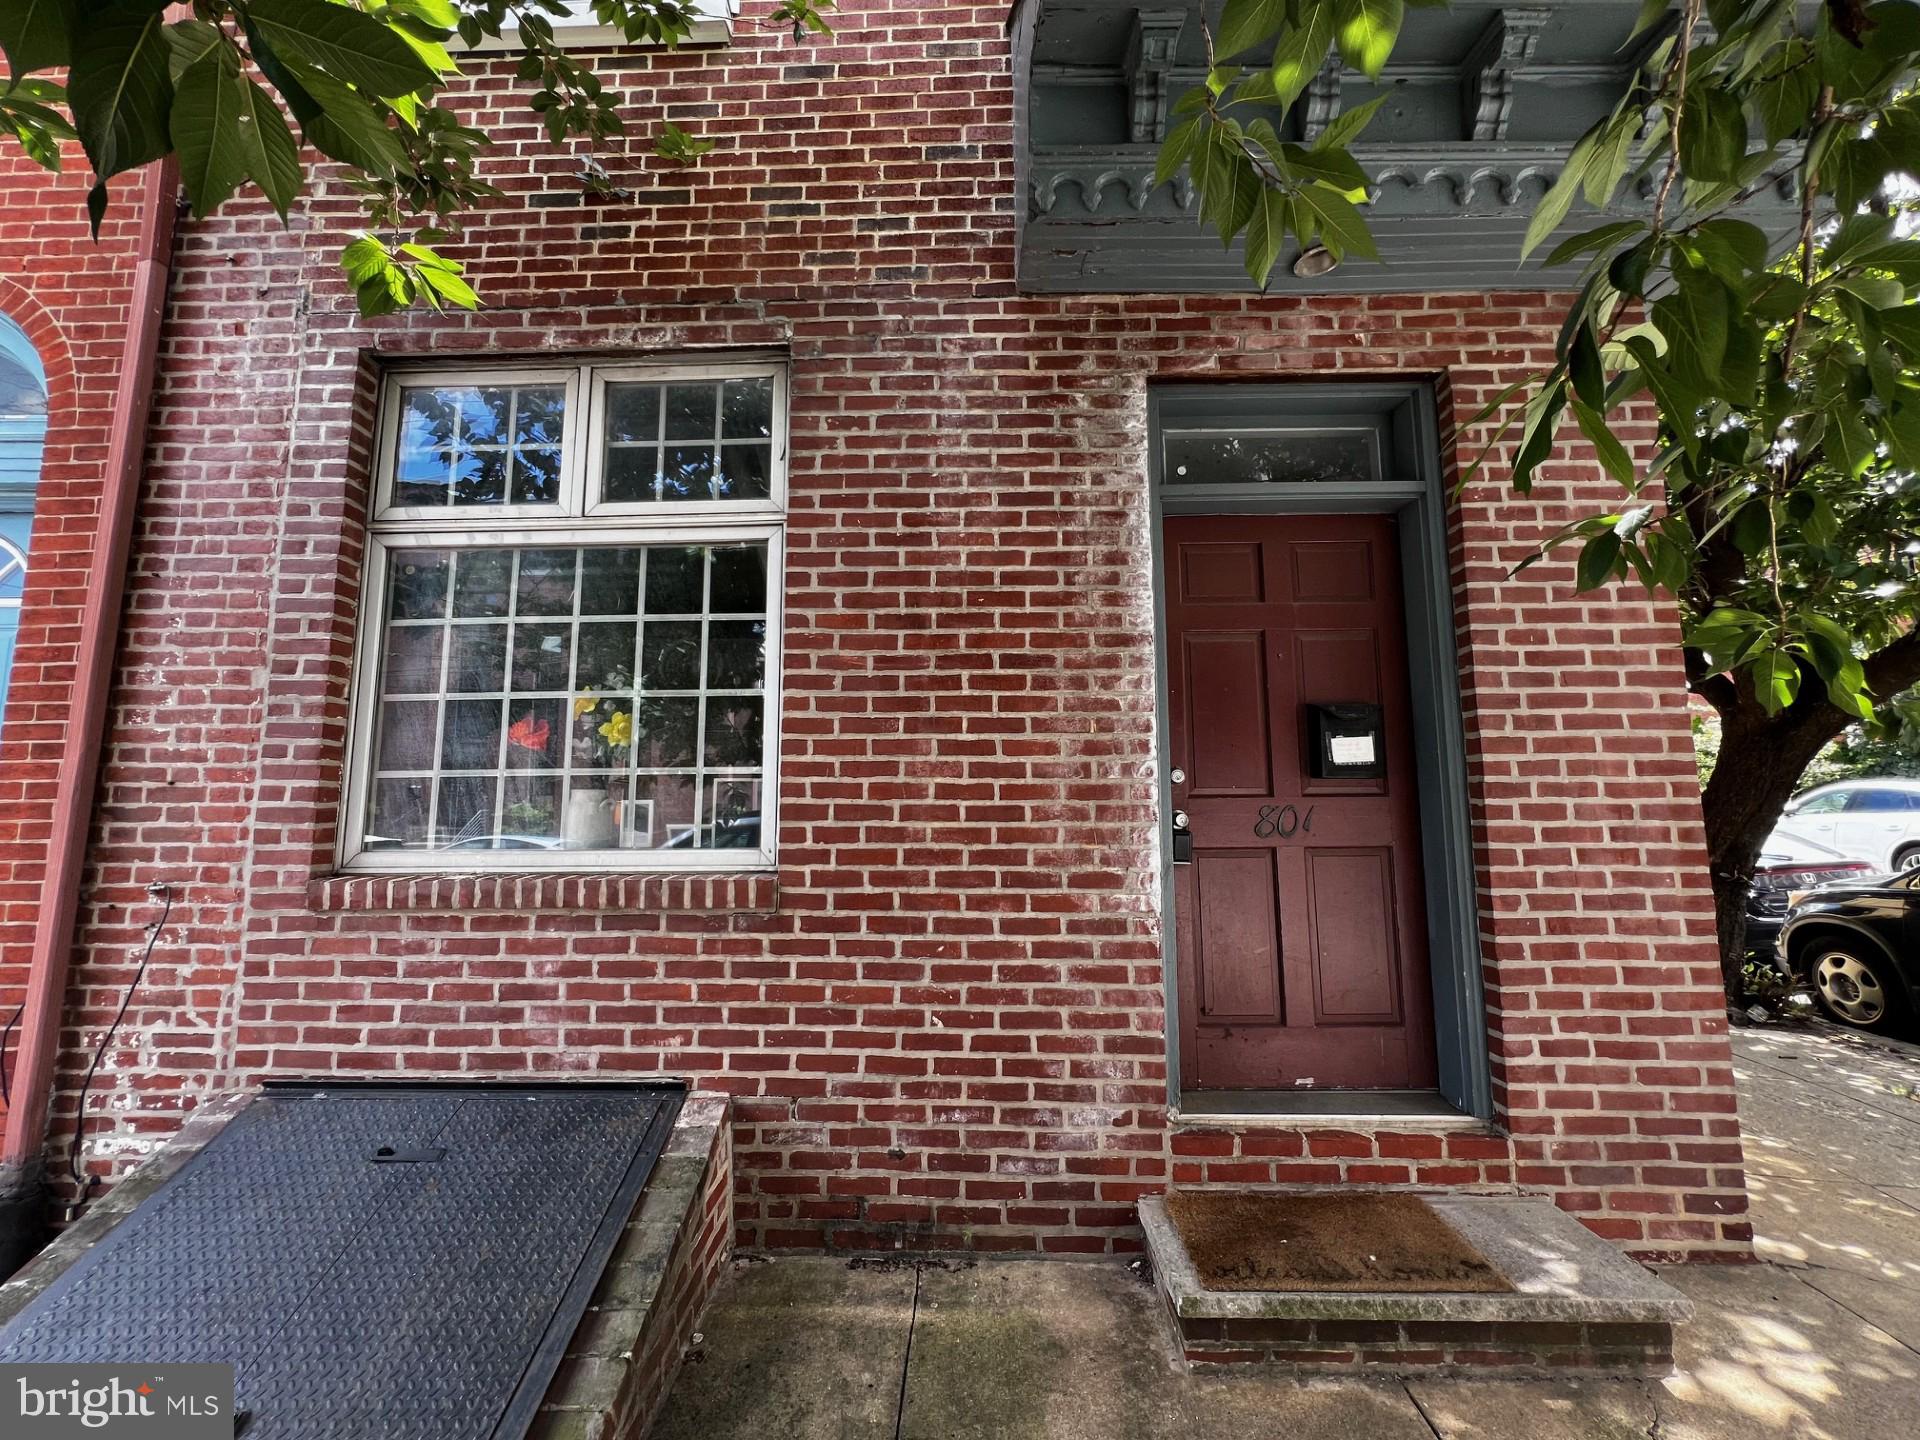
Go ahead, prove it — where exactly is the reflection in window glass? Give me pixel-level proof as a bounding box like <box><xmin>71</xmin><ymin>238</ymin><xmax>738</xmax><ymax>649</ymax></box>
<box><xmin>365</xmin><ymin>542</ymin><xmax>769</xmax><ymax>854</ymax></box>
<box><xmin>392</xmin><ymin>382</ymin><xmax>568</xmax><ymax>508</ymax></box>
<box><xmin>602</xmin><ymin>375</ymin><xmax>773</xmax><ymax>503</ymax></box>
<box><xmin>1164</xmin><ymin>429</ymin><xmax>1379</xmax><ymax>486</ymax></box>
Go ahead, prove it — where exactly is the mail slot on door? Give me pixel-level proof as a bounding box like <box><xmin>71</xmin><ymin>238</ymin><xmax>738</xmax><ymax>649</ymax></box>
<box><xmin>1307</xmin><ymin>702</ymin><xmax>1385</xmax><ymax>779</ymax></box>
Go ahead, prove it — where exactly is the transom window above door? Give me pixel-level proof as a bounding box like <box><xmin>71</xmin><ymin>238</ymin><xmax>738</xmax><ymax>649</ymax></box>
<box><xmin>343</xmin><ymin>358</ymin><xmax>786</xmax><ymax>873</ymax></box>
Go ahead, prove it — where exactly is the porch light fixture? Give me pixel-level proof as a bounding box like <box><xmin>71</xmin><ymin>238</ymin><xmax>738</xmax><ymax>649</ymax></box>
<box><xmin>1292</xmin><ymin>245</ymin><xmax>1339</xmax><ymax>278</ymax></box>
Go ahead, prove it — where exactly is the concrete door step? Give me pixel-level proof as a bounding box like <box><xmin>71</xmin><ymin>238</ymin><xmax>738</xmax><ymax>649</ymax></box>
<box><xmin>1140</xmin><ymin>1191</ymin><xmax>1691</xmax><ymax>1376</ymax></box>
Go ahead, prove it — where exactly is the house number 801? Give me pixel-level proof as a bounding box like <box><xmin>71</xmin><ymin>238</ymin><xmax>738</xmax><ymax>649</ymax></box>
<box><xmin>1253</xmin><ymin>804</ymin><xmax>1314</xmax><ymax>839</ymax></box>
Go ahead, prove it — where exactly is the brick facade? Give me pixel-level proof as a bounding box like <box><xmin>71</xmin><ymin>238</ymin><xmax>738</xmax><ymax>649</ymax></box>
<box><xmin>5</xmin><ymin>1</ymin><xmax>1747</xmax><ymax>1261</ymax></box>
<box><xmin>0</xmin><ymin>140</ymin><xmax>157</xmax><ymax>1141</ymax></box>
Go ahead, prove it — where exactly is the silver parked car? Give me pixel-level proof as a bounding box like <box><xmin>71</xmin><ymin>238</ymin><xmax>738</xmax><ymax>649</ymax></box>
<box><xmin>1767</xmin><ymin>779</ymin><xmax>1920</xmax><ymax>874</ymax></box>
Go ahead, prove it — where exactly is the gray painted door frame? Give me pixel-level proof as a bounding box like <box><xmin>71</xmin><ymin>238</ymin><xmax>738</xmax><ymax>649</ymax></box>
<box><xmin>1148</xmin><ymin>381</ymin><xmax>1492</xmax><ymax>1120</ymax></box>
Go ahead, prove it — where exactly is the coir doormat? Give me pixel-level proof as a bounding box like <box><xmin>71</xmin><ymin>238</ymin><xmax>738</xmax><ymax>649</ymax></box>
<box><xmin>1165</xmin><ymin>1190</ymin><xmax>1514</xmax><ymax>1294</ymax></box>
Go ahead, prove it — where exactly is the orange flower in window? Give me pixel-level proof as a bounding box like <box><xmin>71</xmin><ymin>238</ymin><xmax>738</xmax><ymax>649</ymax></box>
<box><xmin>508</xmin><ymin>714</ymin><xmax>551</xmax><ymax>753</ymax></box>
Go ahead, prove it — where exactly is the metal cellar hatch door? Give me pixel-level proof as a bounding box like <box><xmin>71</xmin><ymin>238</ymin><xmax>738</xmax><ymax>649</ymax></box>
<box><xmin>0</xmin><ymin>1082</ymin><xmax>682</xmax><ymax>1440</ymax></box>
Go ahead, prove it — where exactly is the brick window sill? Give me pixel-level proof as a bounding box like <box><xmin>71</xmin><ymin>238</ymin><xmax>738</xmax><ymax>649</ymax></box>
<box><xmin>307</xmin><ymin>870</ymin><xmax>778</xmax><ymax>915</ymax></box>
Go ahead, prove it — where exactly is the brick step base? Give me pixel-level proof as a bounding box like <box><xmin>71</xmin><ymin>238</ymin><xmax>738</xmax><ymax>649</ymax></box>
<box><xmin>1140</xmin><ymin>1190</ymin><xmax>1689</xmax><ymax>1376</ymax></box>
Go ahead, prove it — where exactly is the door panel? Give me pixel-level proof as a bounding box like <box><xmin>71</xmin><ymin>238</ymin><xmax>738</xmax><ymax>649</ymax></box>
<box><xmin>1166</xmin><ymin>513</ymin><xmax>1437</xmax><ymax>1092</ymax></box>
<box><xmin>1306</xmin><ymin>848</ymin><xmax>1403</xmax><ymax>1024</ymax></box>
<box><xmin>1183</xmin><ymin>634</ymin><xmax>1272</xmax><ymax>794</ymax></box>
<box><xmin>1194</xmin><ymin>849</ymin><xmax>1284</xmax><ymax>1024</ymax></box>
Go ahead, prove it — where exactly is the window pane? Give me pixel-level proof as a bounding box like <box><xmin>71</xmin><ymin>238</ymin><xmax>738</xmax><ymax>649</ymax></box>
<box><xmin>707</xmin><ymin>620</ymin><xmax>765</xmax><ymax>689</ymax></box>
<box><xmin>389</xmin><ymin>551</ymin><xmax>451</xmax><ymax>620</ymax></box>
<box><xmin>641</xmin><ymin>621</ymin><xmax>702</xmax><ymax>690</ymax></box>
<box><xmin>717</xmin><ymin>444</ymin><xmax>770</xmax><ymax>501</ymax></box>
<box><xmin>594</xmin><ymin>375</ymin><xmax>775</xmax><ymax>506</ymax></box>
<box><xmin>452</xmin><ymin>550</ymin><xmax>512</xmax><ymax>617</ymax></box>
<box><xmin>606</xmin><ymin>383</ymin><xmax>660</xmax><ymax>442</ymax></box>
<box><xmin>645</xmin><ymin>548</ymin><xmax>705</xmax><ymax>614</ymax></box>
<box><xmin>710</xmin><ymin>545</ymin><xmax>767</xmax><ymax>612</ymax></box>
<box><xmin>361</xmin><ymin>541</ymin><xmax>771</xmax><ymax>857</ymax></box>
<box><xmin>604</xmin><ymin>446</ymin><xmax>658</xmax><ymax>503</ymax></box>
<box><xmin>1163</xmin><ymin>430</ymin><xmax>1378</xmax><ymax>485</ymax></box>
<box><xmin>449</xmin><ymin>624</ymin><xmax>508</xmax><ymax>692</ymax></box>
<box><xmin>663</xmin><ymin>446</ymin><xmax>715</xmax><ymax>502</ymax></box>
<box><xmin>665</xmin><ymin>384</ymin><xmax>717</xmax><ymax>440</ymax></box>
<box><xmin>722</xmin><ymin>377</ymin><xmax>772</xmax><ymax>438</ymax></box>
<box><xmin>580</xmin><ymin>549</ymin><xmax>642</xmax><ymax>615</ymax></box>
<box><xmin>392</xmin><ymin>381</ymin><xmax>568</xmax><ymax>510</ymax></box>
<box><xmin>382</xmin><ymin>626</ymin><xmax>443</xmax><ymax>694</ymax></box>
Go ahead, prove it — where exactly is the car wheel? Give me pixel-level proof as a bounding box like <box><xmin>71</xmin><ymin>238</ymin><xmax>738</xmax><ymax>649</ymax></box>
<box><xmin>1808</xmin><ymin>942</ymin><xmax>1908</xmax><ymax>1032</ymax></box>
<box><xmin>1897</xmin><ymin>845</ymin><xmax>1920</xmax><ymax>872</ymax></box>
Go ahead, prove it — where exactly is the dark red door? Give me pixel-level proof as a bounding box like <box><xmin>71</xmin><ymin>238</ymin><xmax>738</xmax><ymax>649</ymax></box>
<box><xmin>1165</xmin><ymin>513</ymin><xmax>1437</xmax><ymax>1092</ymax></box>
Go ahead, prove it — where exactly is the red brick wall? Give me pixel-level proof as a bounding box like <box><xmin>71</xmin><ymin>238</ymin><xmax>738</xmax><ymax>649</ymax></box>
<box><xmin>36</xmin><ymin>0</ymin><xmax>1746</xmax><ymax>1260</ymax></box>
<box><xmin>0</xmin><ymin>139</ymin><xmax>156</xmax><ymax>1135</ymax></box>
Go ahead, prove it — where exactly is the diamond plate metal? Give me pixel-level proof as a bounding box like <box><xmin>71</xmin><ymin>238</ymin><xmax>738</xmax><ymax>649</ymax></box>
<box><xmin>0</xmin><ymin>1084</ymin><xmax>681</xmax><ymax>1440</ymax></box>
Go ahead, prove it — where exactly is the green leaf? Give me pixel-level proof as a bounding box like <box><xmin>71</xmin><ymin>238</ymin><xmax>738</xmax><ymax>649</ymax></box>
<box><xmin>1581</xmin><ymin>110</ymin><xmax>1637</xmax><ymax>208</ymax></box>
<box><xmin>1333</xmin><ymin>0</ymin><xmax>1402</xmax><ymax>79</ymax></box>
<box><xmin>1731</xmin><ymin>499</ymin><xmax>1773</xmax><ymax>557</ymax></box>
<box><xmin>1652</xmin><ymin>265</ymin><xmax>1729</xmax><ymax>400</ymax></box>
<box><xmin>1297</xmin><ymin>184</ymin><xmax>1380</xmax><ymax>262</ymax></box>
<box><xmin>0</xmin><ymin>0</ymin><xmax>68</xmax><ymax>75</ymax></box>
<box><xmin>1568</xmin><ymin>322</ymin><xmax>1606</xmax><ymax>408</ymax></box>
<box><xmin>1156</xmin><ymin>116</ymin><xmax>1200</xmax><ymax>188</ymax></box>
<box><xmin>170</xmin><ymin>50</ymin><xmax>301</xmax><ymax>220</ymax></box>
<box><xmin>66</xmin><ymin>2</ymin><xmax>174</xmax><ymax>196</ymax></box>
<box><xmin>1243</xmin><ymin>185</ymin><xmax>1287</xmax><ymax>287</ymax></box>
<box><xmin>248</xmin><ymin>0</ymin><xmax>438</xmax><ymax>99</ymax></box>
<box><xmin>275</xmin><ymin>52</ymin><xmax>408</xmax><ymax>177</ymax></box>
<box><xmin>1829</xmin><ymin>404</ymin><xmax>1877</xmax><ymax>477</ymax></box>
<box><xmin>1216</xmin><ymin>0</ymin><xmax>1292</xmax><ymax>57</ymax></box>
<box><xmin>1312</xmin><ymin>93</ymin><xmax>1387</xmax><ymax>152</ymax></box>
<box><xmin>1689</xmin><ymin>218</ymin><xmax>1771</xmax><ymax>276</ymax></box>
<box><xmin>1521</xmin><ymin>123</ymin><xmax>1601</xmax><ymax>261</ymax></box>
<box><xmin>1541</xmin><ymin>220</ymin><xmax>1646</xmax><ymax>271</ymax></box>
<box><xmin>1628</xmin><ymin>0</ymin><xmax>1672</xmax><ymax>40</ymax></box>
<box><xmin>1575</xmin><ymin>531</ymin><xmax>1622</xmax><ymax>590</ymax></box>
<box><xmin>1511</xmin><ymin>378</ymin><xmax>1568</xmax><ymax>493</ymax></box>
<box><xmin>1570</xmin><ymin>397</ymin><xmax>1635</xmax><ymax>486</ymax></box>
<box><xmin>1269</xmin><ymin>3</ymin><xmax>1336</xmax><ymax>108</ymax></box>
<box><xmin>1756</xmin><ymin>650</ymin><xmax>1801</xmax><ymax>713</ymax></box>
<box><xmin>1751</xmin><ymin>58</ymin><xmax>1818</xmax><ymax>145</ymax></box>
<box><xmin>1278</xmin><ymin>142</ymin><xmax>1368</xmax><ymax>198</ymax></box>
<box><xmin>163</xmin><ymin>18</ymin><xmax>228</xmax><ymax>82</ymax></box>
<box><xmin>1678</xmin><ymin>87</ymin><xmax>1746</xmax><ymax>182</ymax></box>
<box><xmin>231</xmin><ymin>73</ymin><xmax>301</xmax><ymax>220</ymax></box>
<box><xmin>654</xmin><ymin>119</ymin><xmax>715</xmax><ymax>165</ymax></box>
<box><xmin>1875</xmin><ymin>305</ymin><xmax>1920</xmax><ymax>360</ymax></box>
<box><xmin>169</xmin><ymin>54</ymin><xmax>248</xmax><ymax>217</ymax></box>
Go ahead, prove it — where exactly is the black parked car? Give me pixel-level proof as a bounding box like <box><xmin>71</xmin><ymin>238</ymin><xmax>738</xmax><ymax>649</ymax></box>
<box><xmin>1776</xmin><ymin>869</ymin><xmax>1920</xmax><ymax>1033</ymax></box>
<box><xmin>1746</xmin><ymin>844</ymin><xmax>1874</xmax><ymax>953</ymax></box>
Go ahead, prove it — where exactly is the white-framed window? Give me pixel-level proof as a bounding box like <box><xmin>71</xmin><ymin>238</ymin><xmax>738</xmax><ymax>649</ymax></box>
<box><xmin>340</xmin><ymin>356</ymin><xmax>785</xmax><ymax>873</ymax></box>
<box><xmin>466</xmin><ymin>0</ymin><xmax>741</xmax><ymax>52</ymax></box>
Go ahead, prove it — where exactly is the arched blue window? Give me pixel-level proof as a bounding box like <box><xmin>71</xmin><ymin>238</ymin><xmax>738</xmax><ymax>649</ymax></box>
<box><xmin>0</xmin><ymin>314</ymin><xmax>45</xmax><ymax>710</ymax></box>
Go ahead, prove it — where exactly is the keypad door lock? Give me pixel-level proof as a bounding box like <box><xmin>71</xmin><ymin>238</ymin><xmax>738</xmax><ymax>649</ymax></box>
<box><xmin>1171</xmin><ymin>808</ymin><xmax>1193</xmax><ymax>865</ymax></box>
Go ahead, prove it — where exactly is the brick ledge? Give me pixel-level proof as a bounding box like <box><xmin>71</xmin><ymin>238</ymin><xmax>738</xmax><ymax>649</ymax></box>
<box><xmin>307</xmin><ymin>870</ymin><xmax>778</xmax><ymax>914</ymax></box>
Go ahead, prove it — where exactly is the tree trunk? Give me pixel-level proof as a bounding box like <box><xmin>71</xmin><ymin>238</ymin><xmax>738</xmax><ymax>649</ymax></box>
<box><xmin>1697</xmin><ymin>690</ymin><xmax>1854</xmax><ymax>1002</ymax></box>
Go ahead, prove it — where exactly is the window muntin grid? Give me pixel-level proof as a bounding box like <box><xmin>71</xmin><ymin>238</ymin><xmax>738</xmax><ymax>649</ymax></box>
<box><xmin>601</xmin><ymin>375</ymin><xmax>774</xmax><ymax>505</ymax></box>
<box><xmin>392</xmin><ymin>382</ymin><xmax>569</xmax><ymax>510</ymax></box>
<box><xmin>365</xmin><ymin>542</ymin><xmax>768</xmax><ymax>857</ymax></box>
<box><xmin>348</xmin><ymin>358</ymin><xmax>784</xmax><ymax>871</ymax></box>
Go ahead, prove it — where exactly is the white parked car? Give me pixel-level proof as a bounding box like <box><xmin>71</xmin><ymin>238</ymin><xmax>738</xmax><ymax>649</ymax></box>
<box><xmin>1768</xmin><ymin>779</ymin><xmax>1920</xmax><ymax>873</ymax></box>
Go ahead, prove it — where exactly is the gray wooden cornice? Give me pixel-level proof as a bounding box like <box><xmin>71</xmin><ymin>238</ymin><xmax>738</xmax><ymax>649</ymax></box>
<box><xmin>1010</xmin><ymin>0</ymin><xmax>1800</xmax><ymax>295</ymax></box>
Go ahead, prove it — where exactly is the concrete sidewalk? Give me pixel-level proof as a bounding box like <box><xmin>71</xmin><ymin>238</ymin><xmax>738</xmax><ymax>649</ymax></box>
<box><xmin>654</xmin><ymin>1023</ymin><xmax>1920</xmax><ymax>1440</ymax></box>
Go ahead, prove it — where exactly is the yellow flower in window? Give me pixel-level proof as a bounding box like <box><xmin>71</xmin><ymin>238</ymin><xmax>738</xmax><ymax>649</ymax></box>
<box><xmin>597</xmin><ymin>710</ymin><xmax>633</xmax><ymax>749</ymax></box>
<box><xmin>573</xmin><ymin>695</ymin><xmax>596</xmax><ymax>718</ymax></box>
